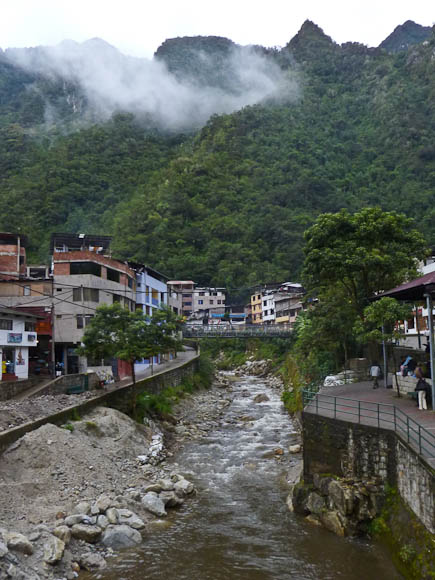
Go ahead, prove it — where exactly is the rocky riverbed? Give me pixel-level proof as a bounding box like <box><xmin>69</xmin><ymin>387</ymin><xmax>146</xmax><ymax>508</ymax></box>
<box><xmin>0</xmin><ymin>365</ymin><xmax>298</xmax><ymax>580</ymax></box>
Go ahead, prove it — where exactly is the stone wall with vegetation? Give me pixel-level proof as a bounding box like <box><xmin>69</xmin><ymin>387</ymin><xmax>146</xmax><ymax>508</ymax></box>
<box><xmin>297</xmin><ymin>412</ymin><xmax>435</xmax><ymax>578</ymax></box>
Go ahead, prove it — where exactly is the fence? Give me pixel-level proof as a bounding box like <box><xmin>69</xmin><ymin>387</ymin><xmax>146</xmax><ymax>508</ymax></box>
<box><xmin>303</xmin><ymin>389</ymin><xmax>435</xmax><ymax>465</ymax></box>
<box><xmin>183</xmin><ymin>324</ymin><xmax>293</xmax><ymax>338</ymax></box>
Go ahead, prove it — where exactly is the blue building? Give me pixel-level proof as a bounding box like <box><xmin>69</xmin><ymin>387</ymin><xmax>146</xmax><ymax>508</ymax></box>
<box><xmin>129</xmin><ymin>263</ymin><xmax>169</xmax><ymax>374</ymax></box>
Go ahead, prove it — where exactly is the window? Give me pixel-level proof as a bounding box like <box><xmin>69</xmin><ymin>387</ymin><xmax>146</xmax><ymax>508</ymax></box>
<box><xmin>23</xmin><ymin>285</ymin><xmax>31</xmax><ymax>296</ymax></box>
<box><xmin>107</xmin><ymin>268</ymin><xmax>120</xmax><ymax>283</ymax></box>
<box><xmin>70</xmin><ymin>262</ymin><xmax>101</xmax><ymax>277</ymax></box>
<box><xmin>77</xmin><ymin>315</ymin><xmax>94</xmax><ymax>329</ymax></box>
<box><xmin>83</xmin><ymin>288</ymin><xmax>99</xmax><ymax>302</ymax></box>
<box><xmin>25</xmin><ymin>321</ymin><xmax>36</xmax><ymax>332</ymax></box>
<box><xmin>0</xmin><ymin>319</ymin><xmax>13</xmax><ymax>330</ymax></box>
<box><xmin>128</xmin><ymin>277</ymin><xmax>133</xmax><ymax>289</ymax></box>
<box><xmin>113</xmin><ymin>294</ymin><xmax>121</xmax><ymax>303</ymax></box>
<box><xmin>73</xmin><ymin>287</ymin><xmax>81</xmax><ymax>301</ymax></box>
<box><xmin>199</xmin><ymin>292</ymin><xmax>205</xmax><ymax>296</ymax></box>
<box><xmin>198</xmin><ymin>300</ymin><xmax>203</xmax><ymax>305</ymax></box>
<box><xmin>209</xmin><ymin>300</ymin><xmax>214</xmax><ymax>305</ymax></box>
<box><xmin>56</xmin><ymin>287</ymin><xmax>63</xmax><ymax>292</ymax></box>
<box><xmin>184</xmin><ymin>301</ymin><xmax>192</xmax><ymax>306</ymax></box>
<box><xmin>217</xmin><ymin>300</ymin><xmax>221</xmax><ymax>305</ymax></box>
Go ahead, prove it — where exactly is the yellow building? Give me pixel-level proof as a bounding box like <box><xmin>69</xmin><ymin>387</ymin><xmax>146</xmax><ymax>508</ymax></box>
<box><xmin>250</xmin><ymin>292</ymin><xmax>263</xmax><ymax>324</ymax></box>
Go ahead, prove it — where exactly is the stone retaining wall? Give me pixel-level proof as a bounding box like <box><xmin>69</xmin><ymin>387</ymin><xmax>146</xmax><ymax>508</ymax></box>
<box><xmin>302</xmin><ymin>412</ymin><xmax>434</xmax><ymax>533</ymax></box>
<box><xmin>0</xmin><ymin>355</ymin><xmax>199</xmax><ymax>455</ymax></box>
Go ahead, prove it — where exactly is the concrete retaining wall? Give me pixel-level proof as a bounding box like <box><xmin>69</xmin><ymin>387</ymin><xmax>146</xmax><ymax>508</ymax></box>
<box><xmin>0</xmin><ymin>378</ymin><xmax>38</xmax><ymax>401</ymax></box>
<box><xmin>302</xmin><ymin>412</ymin><xmax>434</xmax><ymax>533</ymax></box>
<box><xmin>0</xmin><ymin>355</ymin><xmax>199</xmax><ymax>455</ymax></box>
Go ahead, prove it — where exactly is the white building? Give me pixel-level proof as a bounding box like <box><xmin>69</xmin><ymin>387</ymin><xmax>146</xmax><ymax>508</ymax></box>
<box><xmin>0</xmin><ymin>307</ymin><xmax>39</xmax><ymax>381</ymax></box>
<box><xmin>262</xmin><ymin>292</ymin><xmax>276</xmax><ymax>324</ymax></box>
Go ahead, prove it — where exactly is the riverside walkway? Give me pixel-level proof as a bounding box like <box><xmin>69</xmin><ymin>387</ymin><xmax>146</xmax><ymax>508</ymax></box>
<box><xmin>304</xmin><ymin>381</ymin><xmax>435</xmax><ymax>468</ymax></box>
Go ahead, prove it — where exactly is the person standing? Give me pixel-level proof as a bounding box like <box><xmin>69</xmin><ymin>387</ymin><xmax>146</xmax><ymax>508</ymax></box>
<box><xmin>370</xmin><ymin>362</ymin><xmax>381</xmax><ymax>389</ymax></box>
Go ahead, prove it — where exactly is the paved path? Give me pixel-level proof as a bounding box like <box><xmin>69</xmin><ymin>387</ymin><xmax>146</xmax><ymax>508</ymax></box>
<box><xmin>305</xmin><ymin>381</ymin><xmax>435</xmax><ymax>468</ymax></box>
<box><xmin>15</xmin><ymin>347</ymin><xmax>198</xmax><ymax>400</ymax></box>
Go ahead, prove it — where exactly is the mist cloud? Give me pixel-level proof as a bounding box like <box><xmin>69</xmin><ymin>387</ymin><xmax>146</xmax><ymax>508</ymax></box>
<box><xmin>6</xmin><ymin>38</ymin><xmax>298</xmax><ymax>130</ymax></box>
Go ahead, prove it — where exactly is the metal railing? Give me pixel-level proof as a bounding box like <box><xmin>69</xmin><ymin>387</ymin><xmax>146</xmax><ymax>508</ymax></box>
<box><xmin>303</xmin><ymin>389</ymin><xmax>435</xmax><ymax>463</ymax></box>
<box><xmin>183</xmin><ymin>324</ymin><xmax>293</xmax><ymax>338</ymax></box>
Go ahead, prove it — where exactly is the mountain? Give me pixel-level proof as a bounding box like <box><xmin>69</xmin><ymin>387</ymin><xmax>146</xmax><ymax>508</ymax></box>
<box><xmin>0</xmin><ymin>21</ymin><xmax>434</xmax><ymax>293</ymax></box>
<box><xmin>379</xmin><ymin>20</ymin><xmax>432</xmax><ymax>52</ymax></box>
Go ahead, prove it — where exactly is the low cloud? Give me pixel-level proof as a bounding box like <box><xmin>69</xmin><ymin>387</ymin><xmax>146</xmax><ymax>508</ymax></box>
<box><xmin>6</xmin><ymin>38</ymin><xmax>298</xmax><ymax>130</ymax></box>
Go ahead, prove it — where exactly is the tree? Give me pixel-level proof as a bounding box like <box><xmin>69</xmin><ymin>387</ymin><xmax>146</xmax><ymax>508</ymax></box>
<box><xmin>150</xmin><ymin>305</ymin><xmax>184</xmax><ymax>359</ymax></box>
<box><xmin>78</xmin><ymin>303</ymin><xmax>161</xmax><ymax>384</ymax></box>
<box><xmin>354</xmin><ymin>297</ymin><xmax>412</xmax><ymax>395</ymax></box>
<box><xmin>302</xmin><ymin>207</ymin><xmax>428</xmax><ymax>317</ymax></box>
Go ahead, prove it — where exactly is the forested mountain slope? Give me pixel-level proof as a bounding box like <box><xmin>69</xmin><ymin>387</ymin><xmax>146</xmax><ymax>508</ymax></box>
<box><xmin>0</xmin><ymin>21</ymin><xmax>434</xmax><ymax>291</ymax></box>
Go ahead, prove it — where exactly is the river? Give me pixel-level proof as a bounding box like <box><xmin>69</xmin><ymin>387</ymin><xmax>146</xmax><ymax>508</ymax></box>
<box><xmin>85</xmin><ymin>374</ymin><xmax>400</xmax><ymax>579</ymax></box>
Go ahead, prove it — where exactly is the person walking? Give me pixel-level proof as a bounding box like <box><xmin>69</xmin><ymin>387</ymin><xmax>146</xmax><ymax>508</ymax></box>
<box><xmin>415</xmin><ymin>379</ymin><xmax>428</xmax><ymax>410</ymax></box>
<box><xmin>370</xmin><ymin>362</ymin><xmax>381</xmax><ymax>389</ymax></box>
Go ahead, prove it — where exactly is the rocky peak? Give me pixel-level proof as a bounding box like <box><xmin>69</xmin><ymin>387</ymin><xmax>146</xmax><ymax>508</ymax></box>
<box><xmin>379</xmin><ymin>20</ymin><xmax>432</xmax><ymax>52</ymax></box>
<box><xmin>285</xmin><ymin>20</ymin><xmax>337</xmax><ymax>60</ymax></box>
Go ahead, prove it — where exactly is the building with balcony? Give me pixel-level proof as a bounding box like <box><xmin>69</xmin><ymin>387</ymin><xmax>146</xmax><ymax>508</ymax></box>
<box><xmin>167</xmin><ymin>281</ymin><xmax>195</xmax><ymax>317</ymax></box>
<box><xmin>250</xmin><ymin>292</ymin><xmax>263</xmax><ymax>324</ymax></box>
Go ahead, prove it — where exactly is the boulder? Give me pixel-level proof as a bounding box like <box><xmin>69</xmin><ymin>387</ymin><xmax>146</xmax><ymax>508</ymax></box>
<box><xmin>328</xmin><ymin>480</ymin><xmax>355</xmax><ymax>516</ymax></box>
<box><xmin>94</xmin><ymin>494</ymin><xmax>112</xmax><ymax>513</ymax></box>
<box><xmin>141</xmin><ymin>492</ymin><xmax>167</xmax><ymax>517</ymax></box>
<box><xmin>53</xmin><ymin>525</ymin><xmax>71</xmax><ymax>544</ymax></box>
<box><xmin>71</xmin><ymin>524</ymin><xmax>102</xmax><ymax>543</ymax></box>
<box><xmin>72</xmin><ymin>501</ymin><xmax>91</xmax><ymax>515</ymax></box>
<box><xmin>289</xmin><ymin>444</ymin><xmax>301</xmax><ymax>453</ymax></box>
<box><xmin>320</xmin><ymin>510</ymin><xmax>346</xmax><ymax>537</ymax></box>
<box><xmin>253</xmin><ymin>393</ymin><xmax>270</xmax><ymax>403</ymax></box>
<box><xmin>97</xmin><ymin>515</ymin><xmax>109</xmax><ymax>529</ymax></box>
<box><xmin>43</xmin><ymin>535</ymin><xmax>65</xmax><ymax>565</ymax></box>
<box><xmin>79</xmin><ymin>552</ymin><xmax>107</xmax><ymax>571</ymax></box>
<box><xmin>157</xmin><ymin>478</ymin><xmax>174</xmax><ymax>491</ymax></box>
<box><xmin>0</xmin><ymin>541</ymin><xmax>8</xmax><ymax>558</ymax></box>
<box><xmin>65</xmin><ymin>514</ymin><xmax>94</xmax><ymax>527</ymax></box>
<box><xmin>306</xmin><ymin>492</ymin><xmax>325</xmax><ymax>516</ymax></box>
<box><xmin>5</xmin><ymin>532</ymin><xmax>33</xmax><ymax>555</ymax></box>
<box><xmin>144</xmin><ymin>483</ymin><xmax>163</xmax><ymax>493</ymax></box>
<box><xmin>117</xmin><ymin>511</ymin><xmax>146</xmax><ymax>530</ymax></box>
<box><xmin>101</xmin><ymin>525</ymin><xmax>142</xmax><ymax>549</ymax></box>
<box><xmin>105</xmin><ymin>507</ymin><xmax>119</xmax><ymax>525</ymax></box>
<box><xmin>173</xmin><ymin>478</ymin><xmax>194</xmax><ymax>497</ymax></box>
<box><xmin>159</xmin><ymin>491</ymin><xmax>184</xmax><ymax>508</ymax></box>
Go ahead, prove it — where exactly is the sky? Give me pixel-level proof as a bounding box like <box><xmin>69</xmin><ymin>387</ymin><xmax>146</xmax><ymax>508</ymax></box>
<box><xmin>1</xmin><ymin>0</ymin><xmax>434</xmax><ymax>57</ymax></box>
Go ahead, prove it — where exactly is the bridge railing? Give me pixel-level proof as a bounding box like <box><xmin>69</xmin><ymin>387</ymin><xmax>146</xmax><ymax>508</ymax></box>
<box><xmin>183</xmin><ymin>324</ymin><xmax>293</xmax><ymax>337</ymax></box>
<box><xmin>303</xmin><ymin>389</ymin><xmax>435</xmax><ymax>463</ymax></box>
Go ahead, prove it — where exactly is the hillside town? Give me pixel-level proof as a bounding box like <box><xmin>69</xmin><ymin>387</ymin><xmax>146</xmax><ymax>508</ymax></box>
<box><xmin>0</xmin><ymin>230</ymin><xmax>434</xmax><ymax>390</ymax></box>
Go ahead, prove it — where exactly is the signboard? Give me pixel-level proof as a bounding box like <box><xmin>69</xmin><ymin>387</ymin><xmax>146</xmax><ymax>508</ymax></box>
<box><xmin>36</xmin><ymin>320</ymin><xmax>51</xmax><ymax>334</ymax></box>
<box><xmin>7</xmin><ymin>333</ymin><xmax>22</xmax><ymax>343</ymax></box>
<box><xmin>27</xmin><ymin>334</ymin><xmax>36</xmax><ymax>342</ymax></box>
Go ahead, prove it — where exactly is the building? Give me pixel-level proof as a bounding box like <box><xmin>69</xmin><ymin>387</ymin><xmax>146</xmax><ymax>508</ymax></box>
<box><xmin>51</xmin><ymin>233</ymin><xmax>136</xmax><ymax>376</ymax></box>
<box><xmin>129</xmin><ymin>263</ymin><xmax>169</xmax><ymax>374</ymax></box>
<box><xmin>0</xmin><ymin>233</ymin><xmax>27</xmax><ymax>280</ymax></box>
<box><xmin>275</xmin><ymin>294</ymin><xmax>304</xmax><ymax>326</ymax></box>
<box><xmin>130</xmin><ymin>263</ymin><xmax>168</xmax><ymax>317</ymax></box>
<box><xmin>193</xmin><ymin>287</ymin><xmax>226</xmax><ymax>318</ymax></box>
<box><xmin>168</xmin><ymin>287</ymin><xmax>183</xmax><ymax>315</ymax></box>
<box><xmin>167</xmin><ymin>281</ymin><xmax>195</xmax><ymax>317</ymax></box>
<box><xmin>251</xmin><ymin>292</ymin><xmax>263</xmax><ymax>324</ymax></box>
<box><xmin>262</xmin><ymin>291</ymin><xmax>276</xmax><ymax>324</ymax></box>
<box><xmin>0</xmin><ymin>306</ymin><xmax>39</xmax><ymax>382</ymax></box>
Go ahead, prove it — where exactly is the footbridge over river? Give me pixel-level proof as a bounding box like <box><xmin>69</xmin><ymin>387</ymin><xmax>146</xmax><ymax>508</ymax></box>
<box><xmin>183</xmin><ymin>324</ymin><xmax>293</xmax><ymax>338</ymax></box>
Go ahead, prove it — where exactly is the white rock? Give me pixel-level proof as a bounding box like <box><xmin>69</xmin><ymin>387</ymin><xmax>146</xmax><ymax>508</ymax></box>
<box><xmin>43</xmin><ymin>535</ymin><xmax>65</xmax><ymax>565</ymax></box>
<box><xmin>141</xmin><ymin>492</ymin><xmax>167</xmax><ymax>517</ymax></box>
<box><xmin>289</xmin><ymin>444</ymin><xmax>301</xmax><ymax>453</ymax></box>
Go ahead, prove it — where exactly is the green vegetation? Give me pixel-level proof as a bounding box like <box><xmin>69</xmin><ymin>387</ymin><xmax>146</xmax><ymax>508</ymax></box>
<box><xmin>370</xmin><ymin>486</ymin><xmax>435</xmax><ymax>579</ymax></box>
<box><xmin>78</xmin><ymin>303</ymin><xmax>183</xmax><ymax>383</ymax></box>
<box><xmin>134</xmin><ymin>354</ymin><xmax>214</xmax><ymax>420</ymax></box>
<box><xmin>0</xmin><ymin>24</ymin><xmax>433</xmax><ymax>290</ymax></box>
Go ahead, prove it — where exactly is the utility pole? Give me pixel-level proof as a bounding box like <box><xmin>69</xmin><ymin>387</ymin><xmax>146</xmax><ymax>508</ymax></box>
<box><xmin>51</xmin><ymin>299</ymin><xmax>56</xmax><ymax>379</ymax></box>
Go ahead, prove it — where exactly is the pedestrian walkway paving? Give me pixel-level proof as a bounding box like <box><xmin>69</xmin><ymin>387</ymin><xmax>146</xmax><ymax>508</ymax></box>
<box><xmin>304</xmin><ymin>381</ymin><xmax>435</xmax><ymax>468</ymax></box>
